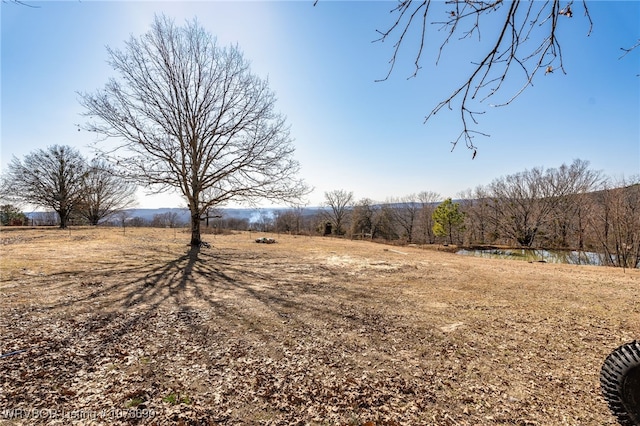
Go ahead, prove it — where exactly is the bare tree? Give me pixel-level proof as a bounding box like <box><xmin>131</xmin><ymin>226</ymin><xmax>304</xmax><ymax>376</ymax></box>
<box><xmin>151</xmin><ymin>211</ymin><xmax>183</xmax><ymax>228</ymax></box>
<box><xmin>458</xmin><ymin>187</ymin><xmax>492</xmax><ymax>245</ymax></box>
<box><xmin>387</xmin><ymin>194</ymin><xmax>421</xmax><ymax>243</ymax></box>
<box><xmin>128</xmin><ymin>216</ymin><xmax>148</xmax><ymax>228</ymax></box>
<box><xmin>590</xmin><ymin>177</ymin><xmax>640</xmax><ymax>269</ymax></box>
<box><xmin>351</xmin><ymin>198</ymin><xmax>377</xmax><ymax>239</ymax></box>
<box><xmin>2</xmin><ymin>145</ymin><xmax>87</xmax><ymax>229</ymax></box>
<box><xmin>546</xmin><ymin>159</ymin><xmax>601</xmax><ymax>248</ymax></box>
<box><xmin>274</xmin><ymin>209</ymin><xmax>298</xmax><ymax>234</ymax></box>
<box><xmin>113</xmin><ymin>209</ymin><xmax>133</xmax><ymax>233</ymax></box>
<box><xmin>77</xmin><ymin>158</ymin><xmax>137</xmax><ymax>225</ymax></box>
<box><xmin>489</xmin><ymin>166</ymin><xmax>556</xmax><ymax>247</ymax></box>
<box><xmin>274</xmin><ymin>206</ymin><xmax>306</xmax><ymax>235</ymax></box>
<box><xmin>374</xmin><ymin>1</ymin><xmax>596</xmax><ymax>154</ymax></box>
<box><xmin>351</xmin><ymin>197</ymin><xmax>398</xmax><ymax>240</ymax></box>
<box><xmin>223</xmin><ymin>217</ymin><xmax>250</xmax><ymax>231</ymax></box>
<box><xmin>79</xmin><ymin>15</ymin><xmax>308</xmax><ymax>246</ymax></box>
<box><xmin>487</xmin><ymin>159</ymin><xmax>598</xmax><ymax>247</ymax></box>
<box><xmin>416</xmin><ymin>190</ymin><xmax>440</xmax><ymax>244</ymax></box>
<box><xmin>323</xmin><ymin>189</ymin><xmax>354</xmax><ymax>236</ymax></box>
<box><xmin>371</xmin><ymin>203</ymin><xmax>398</xmax><ymax>241</ymax></box>
<box><xmin>253</xmin><ymin>210</ymin><xmax>274</xmax><ymax>232</ymax></box>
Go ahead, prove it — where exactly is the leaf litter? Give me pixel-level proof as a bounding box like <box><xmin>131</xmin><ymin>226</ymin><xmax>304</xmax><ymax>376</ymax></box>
<box><xmin>0</xmin><ymin>227</ymin><xmax>638</xmax><ymax>425</ymax></box>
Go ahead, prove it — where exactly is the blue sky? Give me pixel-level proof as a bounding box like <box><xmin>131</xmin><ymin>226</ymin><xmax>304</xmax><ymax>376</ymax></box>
<box><xmin>2</xmin><ymin>1</ymin><xmax>639</xmax><ymax>209</ymax></box>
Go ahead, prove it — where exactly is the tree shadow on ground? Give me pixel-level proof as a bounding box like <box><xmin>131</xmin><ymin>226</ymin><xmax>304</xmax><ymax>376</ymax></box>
<box><xmin>1</xmin><ymin>241</ymin><xmax>366</xmax><ymax>363</ymax></box>
<box><xmin>1</xmin><ymin>242</ymin><xmax>428</xmax><ymax>424</ymax></box>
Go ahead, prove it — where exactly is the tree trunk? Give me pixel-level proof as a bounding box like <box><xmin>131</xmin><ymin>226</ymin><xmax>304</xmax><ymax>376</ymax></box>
<box><xmin>190</xmin><ymin>210</ymin><xmax>201</xmax><ymax>246</ymax></box>
<box><xmin>58</xmin><ymin>210</ymin><xmax>69</xmax><ymax>229</ymax></box>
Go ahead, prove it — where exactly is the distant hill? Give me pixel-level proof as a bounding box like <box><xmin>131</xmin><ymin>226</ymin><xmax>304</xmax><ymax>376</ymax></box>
<box><xmin>125</xmin><ymin>206</ymin><xmax>324</xmax><ymax>223</ymax></box>
<box><xmin>26</xmin><ymin>202</ymin><xmax>451</xmax><ymax>225</ymax></box>
<box><xmin>23</xmin><ymin>206</ymin><xmax>323</xmax><ymax>225</ymax></box>
<box><xmin>124</xmin><ymin>208</ymin><xmax>190</xmax><ymax>222</ymax></box>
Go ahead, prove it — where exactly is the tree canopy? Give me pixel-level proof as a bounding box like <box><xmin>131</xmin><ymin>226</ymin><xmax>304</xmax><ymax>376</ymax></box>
<box><xmin>2</xmin><ymin>145</ymin><xmax>87</xmax><ymax>229</ymax></box>
<box><xmin>79</xmin><ymin>15</ymin><xmax>308</xmax><ymax>246</ymax></box>
<box><xmin>432</xmin><ymin>198</ymin><xmax>465</xmax><ymax>245</ymax></box>
<box><xmin>323</xmin><ymin>189</ymin><xmax>354</xmax><ymax>236</ymax></box>
<box><xmin>78</xmin><ymin>158</ymin><xmax>137</xmax><ymax>226</ymax></box>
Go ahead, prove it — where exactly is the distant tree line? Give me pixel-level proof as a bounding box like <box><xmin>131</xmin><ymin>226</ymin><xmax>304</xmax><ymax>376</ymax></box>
<box><xmin>312</xmin><ymin>160</ymin><xmax>638</xmax><ymax>269</ymax></box>
<box><xmin>2</xmin><ymin>151</ymin><xmax>637</xmax><ymax>268</ymax></box>
<box><xmin>140</xmin><ymin>158</ymin><xmax>635</xmax><ymax>269</ymax></box>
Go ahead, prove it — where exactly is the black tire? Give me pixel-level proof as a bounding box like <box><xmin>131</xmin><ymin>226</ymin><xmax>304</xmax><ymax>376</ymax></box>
<box><xmin>600</xmin><ymin>340</ymin><xmax>640</xmax><ymax>426</ymax></box>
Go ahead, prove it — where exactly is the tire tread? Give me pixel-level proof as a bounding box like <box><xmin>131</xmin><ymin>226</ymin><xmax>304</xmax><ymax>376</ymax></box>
<box><xmin>600</xmin><ymin>341</ymin><xmax>640</xmax><ymax>426</ymax></box>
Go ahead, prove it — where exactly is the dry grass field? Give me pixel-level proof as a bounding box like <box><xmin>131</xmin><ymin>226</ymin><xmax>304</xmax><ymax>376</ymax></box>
<box><xmin>1</xmin><ymin>227</ymin><xmax>639</xmax><ymax>425</ymax></box>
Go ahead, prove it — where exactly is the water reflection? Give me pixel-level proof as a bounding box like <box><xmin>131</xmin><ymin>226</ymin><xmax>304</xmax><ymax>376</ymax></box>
<box><xmin>456</xmin><ymin>248</ymin><xmax>608</xmax><ymax>266</ymax></box>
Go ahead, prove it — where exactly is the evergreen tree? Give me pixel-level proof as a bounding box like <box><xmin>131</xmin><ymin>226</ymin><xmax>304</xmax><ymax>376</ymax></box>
<box><xmin>432</xmin><ymin>198</ymin><xmax>465</xmax><ymax>245</ymax></box>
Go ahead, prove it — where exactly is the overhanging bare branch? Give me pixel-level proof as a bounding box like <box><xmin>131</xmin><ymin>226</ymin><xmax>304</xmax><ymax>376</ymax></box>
<box><xmin>374</xmin><ymin>0</ymin><xmax>593</xmax><ymax>154</ymax></box>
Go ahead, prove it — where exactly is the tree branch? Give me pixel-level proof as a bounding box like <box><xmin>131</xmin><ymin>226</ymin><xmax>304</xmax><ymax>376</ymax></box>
<box><xmin>374</xmin><ymin>0</ymin><xmax>591</xmax><ymax>155</ymax></box>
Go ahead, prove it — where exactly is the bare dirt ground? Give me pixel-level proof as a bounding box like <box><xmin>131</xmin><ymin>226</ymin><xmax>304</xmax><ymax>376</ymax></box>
<box><xmin>0</xmin><ymin>227</ymin><xmax>638</xmax><ymax>425</ymax></box>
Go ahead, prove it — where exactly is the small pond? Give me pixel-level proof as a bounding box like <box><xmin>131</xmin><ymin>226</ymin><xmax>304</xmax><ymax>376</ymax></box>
<box><xmin>456</xmin><ymin>248</ymin><xmax>609</xmax><ymax>266</ymax></box>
